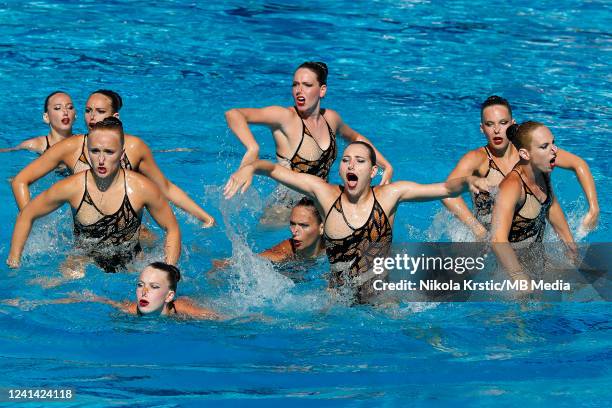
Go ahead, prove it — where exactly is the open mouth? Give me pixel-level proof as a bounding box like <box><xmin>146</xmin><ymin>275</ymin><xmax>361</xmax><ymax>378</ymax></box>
<box><xmin>293</xmin><ymin>240</ymin><xmax>302</xmax><ymax>248</ymax></box>
<box><xmin>296</xmin><ymin>96</ymin><xmax>305</xmax><ymax>105</ymax></box>
<box><xmin>550</xmin><ymin>157</ymin><xmax>556</xmax><ymax>169</ymax></box>
<box><xmin>97</xmin><ymin>167</ymin><xmax>107</xmax><ymax>175</ymax></box>
<box><xmin>347</xmin><ymin>172</ymin><xmax>359</xmax><ymax>189</ymax></box>
<box><xmin>492</xmin><ymin>137</ymin><xmax>504</xmax><ymax>145</ymax></box>
<box><xmin>61</xmin><ymin>118</ymin><xmax>70</xmax><ymax>125</ymax></box>
<box><xmin>139</xmin><ymin>299</ymin><xmax>149</xmax><ymax>307</ymax></box>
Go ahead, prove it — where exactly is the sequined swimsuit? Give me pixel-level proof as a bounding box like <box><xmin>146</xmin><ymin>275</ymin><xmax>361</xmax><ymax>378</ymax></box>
<box><xmin>508</xmin><ymin>169</ymin><xmax>552</xmax><ymax>243</ymax></box>
<box><xmin>276</xmin><ymin>107</ymin><xmax>337</xmax><ymax>180</ymax></box>
<box><xmin>72</xmin><ymin>170</ymin><xmax>142</xmax><ymax>272</ymax></box>
<box><xmin>73</xmin><ymin>134</ymin><xmax>133</xmax><ymax>174</ymax></box>
<box><xmin>472</xmin><ymin>146</ymin><xmax>506</xmax><ymax>229</ymax></box>
<box><xmin>324</xmin><ymin>187</ymin><xmax>393</xmax><ymax>303</ymax></box>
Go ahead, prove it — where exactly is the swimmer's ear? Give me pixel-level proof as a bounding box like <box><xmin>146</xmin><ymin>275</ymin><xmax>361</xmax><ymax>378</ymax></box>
<box><xmin>370</xmin><ymin>164</ymin><xmax>378</xmax><ymax>179</ymax></box>
<box><xmin>479</xmin><ymin>123</ymin><xmax>485</xmax><ymax>134</ymax></box>
<box><xmin>318</xmin><ymin>222</ymin><xmax>324</xmax><ymax>236</ymax></box>
<box><xmin>113</xmin><ymin>112</ymin><xmax>120</xmax><ymax>119</ymax></box>
<box><xmin>42</xmin><ymin>112</ymin><xmax>50</xmax><ymax>124</ymax></box>
<box><xmin>518</xmin><ymin>147</ymin><xmax>530</xmax><ymax>161</ymax></box>
<box><xmin>319</xmin><ymin>84</ymin><xmax>327</xmax><ymax>99</ymax></box>
<box><xmin>165</xmin><ymin>290</ymin><xmax>176</xmax><ymax>304</ymax></box>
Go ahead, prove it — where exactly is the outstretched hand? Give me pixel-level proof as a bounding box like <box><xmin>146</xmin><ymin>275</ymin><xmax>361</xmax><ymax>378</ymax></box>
<box><xmin>6</xmin><ymin>257</ymin><xmax>19</xmax><ymax>269</ymax></box>
<box><xmin>223</xmin><ymin>165</ymin><xmax>255</xmax><ymax>199</ymax></box>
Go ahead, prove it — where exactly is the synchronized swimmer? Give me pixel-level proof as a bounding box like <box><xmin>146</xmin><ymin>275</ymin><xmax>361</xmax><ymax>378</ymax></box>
<box><xmin>10</xmin><ymin>89</ymin><xmax>215</xmax><ymax>227</ymax></box>
<box><xmin>2</xmin><ymin>63</ymin><xmax>600</xmax><ymax>307</ymax></box>
<box><xmin>0</xmin><ymin>91</ymin><xmax>76</xmax><ymax>155</ymax></box>
<box><xmin>225</xmin><ymin>61</ymin><xmax>393</xmax><ymax>223</ymax></box>
<box><xmin>442</xmin><ymin>96</ymin><xmax>598</xmax><ymax>239</ymax></box>
<box><xmin>7</xmin><ymin>118</ymin><xmax>181</xmax><ymax>274</ymax></box>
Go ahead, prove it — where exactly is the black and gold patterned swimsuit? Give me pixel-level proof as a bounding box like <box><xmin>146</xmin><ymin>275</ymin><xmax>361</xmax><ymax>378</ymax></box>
<box><xmin>276</xmin><ymin>107</ymin><xmax>337</xmax><ymax>180</ymax></box>
<box><xmin>472</xmin><ymin>146</ymin><xmax>506</xmax><ymax>229</ymax></box>
<box><xmin>72</xmin><ymin>170</ymin><xmax>142</xmax><ymax>272</ymax></box>
<box><xmin>508</xmin><ymin>169</ymin><xmax>552</xmax><ymax>243</ymax></box>
<box><xmin>43</xmin><ymin>135</ymin><xmax>72</xmax><ymax>176</ymax></box>
<box><xmin>324</xmin><ymin>187</ymin><xmax>393</xmax><ymax>303</ymax></box>
<box><xmin>73</xmin><ymin>134</ymin><xmax>133</xmax><ymax>174</ymax></box>
<box><xmin>43</xmin><ymin>135</ymin><xmax>51</xmax><ymax>152</ymax></box>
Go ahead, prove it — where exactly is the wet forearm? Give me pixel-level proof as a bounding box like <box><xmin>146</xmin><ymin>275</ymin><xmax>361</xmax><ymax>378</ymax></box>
<box><xmin>11</xmin><ymin>178</ymin><xmax>31</xmax><ymax>210</ymax></box>
<box><xmin>163</xmin><ymin>227</ymin><xmax>181</xmax><ymax>265</ymax></box>
<box><xmin>166</xmin><ymin>182</ymin><xmax>215</xmax><ymax>226</ymax></box>
<box><xmin>8</xmin><ymin>215</ymin><xmax>33</xmax><ymax>265</ymax></box>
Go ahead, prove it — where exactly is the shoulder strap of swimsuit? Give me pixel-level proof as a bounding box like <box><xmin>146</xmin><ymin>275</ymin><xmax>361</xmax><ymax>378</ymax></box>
<box><xmin>74</xmin><ymin>134</ymin><xmax>91</xmax><ymax>169</ymax></box>
<box><xmin>74</xmin><ymin>170</ymin><xmax>89</xmax><ymax>215</ymax></box>
<box><xmin>484</xmin><ymin>145</ymin><xmax>493</xmax><ymax>160</ymax></box>
<box><xmin>324</xmin><ymin>186</ymin><xmax>344</xmax><ymax>223</ymax></box>
<box><xmin>371</xmin><ymin>186</ymin><xmax>389</xmax><ymax>222</ymax></box>
<box><xmin>44</xmin><ymin>135</ymin><xmax>50</xmax><ymax>151</ymax></box>
<box><xmin>320</xmin><ymin>109</ymin><xmax>335</xmax><ymax>137</ymax></box>
<box><xmin>276</xmin><ymin>107</ymin><xmax>307</xmax><ymax>162</ymax></box>
<box><xmin>511</xmin><ymin>168</ymin><xmax>528</xmax><ymax>209</ymax></box>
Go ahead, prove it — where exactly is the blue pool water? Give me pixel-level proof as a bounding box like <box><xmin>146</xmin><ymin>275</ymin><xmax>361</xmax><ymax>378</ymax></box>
<box><xmin>0</xmin><ymin>0</ymin><xmax>610</xmax><ymax>405</ymax></box>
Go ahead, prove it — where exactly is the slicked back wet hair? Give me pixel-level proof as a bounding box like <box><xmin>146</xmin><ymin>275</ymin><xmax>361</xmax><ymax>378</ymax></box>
<box><xmin>480</xmin><ymin>95</ymin><xmax>512</xmax><ymax>120</ymax></box>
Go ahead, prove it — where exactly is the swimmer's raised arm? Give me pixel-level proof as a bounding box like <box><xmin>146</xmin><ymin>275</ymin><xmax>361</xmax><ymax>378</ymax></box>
<box><xmin>441</xmin><ymin>149</ymin><xmax>488</xmax><ymax>240</ymax></box>
<box><xmin>328</xmin><ymin>109</ymin><xmax>394</xmax><ymax>184</ymax></box>
<box><xmin>130</xmin><ymin>172</ymin><xmax>181</xmax><ymax>265</ymax></box>
<box><xmin>224</xmin><ymin>159</ymin><xmax>335</xmax><ymax>202</ymax></box>
<box><xmin>225</xmin><ymin>106</ymin><xmax>295</xmax><ymax>167</ymax></box>
<box><xmin>7</xmin><ymin>176</ymin><xmax>79</xmax><ymax>268</ymax></box>
<box><xmin>129</xmin><ymin>137</ymin><xmax>215</xmax><ymax>227</ymax></box>
<box><xmin>379</xmin><ymin>176</ymin><xmax>488</xmax><ymax>208</ymax></box>
<box><xmin>11</xmin><ymin>136</ymin><xmax>83</xmax><ymax>210</ymax></box>
<box><xmin>555</xmin><ymin>148</ymin><xmax>599</xmax><ymax>231</ymax></box>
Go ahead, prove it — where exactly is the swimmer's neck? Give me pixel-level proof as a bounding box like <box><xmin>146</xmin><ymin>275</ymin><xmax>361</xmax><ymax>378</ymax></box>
<box><xmin>517</xmin><ymin>161</ymin><xmax>545</xmax><ymax>183</ymax></box>
<box><xmin>295</xmin><ymin>102</ymin><xmax>322</xmax><ymax>120</ymax></box>
<box><xmin>49</xmin><ymin>126</ymin><xmax>72</xmax><ymax>140</ymax></box>
<box><xmin>296</xmin><ymin>239</ymin><xmax>326</xmax><ymax>259</ymax></box>
<box><xmin>488</xmin><ymin>142</ymin><xmax>516</xmax><ymax>161</ymax></box>
<box><xmin>92</xmin><ymin>168</ymin><xmax>121</xmax><ymax>192</ymax></box>
<box><xmin>343</xmin><ymin>185</ymin><xmax>373</xmax><ymax>205</ymax></box>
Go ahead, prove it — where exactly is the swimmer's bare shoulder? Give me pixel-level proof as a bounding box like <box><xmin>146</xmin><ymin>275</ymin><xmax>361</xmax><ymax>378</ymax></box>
<box><xmin>174</xmin><ymin>298</ymin><xmax>221</xmax><ymax>320</ymax></box>
<box><xmin>6</xmin><ymin>136</ymin><xmax>46</xmax><ymax>154</ymax></box>
<box><xmin>260</xmin><ymin>239</ymin><xmax>294</xmax><ymax>262</ymax></box>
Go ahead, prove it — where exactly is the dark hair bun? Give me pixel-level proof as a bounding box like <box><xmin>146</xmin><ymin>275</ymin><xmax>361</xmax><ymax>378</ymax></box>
<box><xmin>92</xmin><ymin>89</ymin><xmax>123</xmax><ymax>112</ymax></box>
<box><xmin>314</xmin><ymin>61</ymin><xmax>328</xmax><ymax>74</ymax></box>
<box><xmin>506</xmin><ymin>123</ymin><xmax>520</xmax><ymax>141</ymax></box>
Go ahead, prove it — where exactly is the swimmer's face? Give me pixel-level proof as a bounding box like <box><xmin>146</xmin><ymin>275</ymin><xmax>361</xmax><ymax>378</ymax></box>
<box><xmin>85</xmin><ymin>93</ymin><xmax>119</xmax><ymax>130</ymax></box>
<box><xmin>339</xmin><ymin>144</ymin><xmax>378</xmax><ymax>194</ymax></box>
<box><xmin>136</xmin><ymin>266</ymin><xmax>175</xmax><ymax>315</ymax></box>
<box><xmin>43</xmin><ymin>93</ymin><xmax>75</xmax><ymax>132</ymax></box>
<box><xmin>292</xmin><ymin>68</ymin><xmax>326</xmax><ymax>112</ymax></box>
<box><xmin>87</xmin><ymin>129</ymin><xmax>124</xmax><ymax>178</ymax></box>
<box><xmin>480</xmin><ymin>105</ymin><xmax>514</xmax><ymax>150</ymax></box>
<box><xmin>521</xmin><ymin>126</ymin><xmax>557</xmax><ymax>173</ymax></box>
<box><xmin>289</xmin><ymin>206</ymin><xmax>323</xmax><ymax>253</ymax></box>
